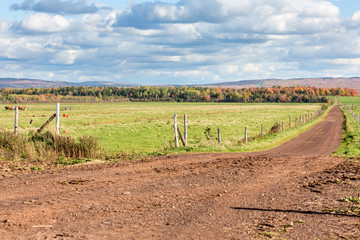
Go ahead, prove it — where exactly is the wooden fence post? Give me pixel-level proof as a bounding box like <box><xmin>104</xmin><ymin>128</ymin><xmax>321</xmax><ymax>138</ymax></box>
<box><xmin>289</xmin><ymin>116</ymin><xmax>291</xmax><ymax>128</ymax></box>
<box><xmin>56</xmin><ymin>103</ymin><xmax>60</xmax><ymax>134</ymax></box>
<box><xmin>177</xmin><ymin>126</ymin><xmax>186</xmax><ymax>147</ymax></box>
<box><xmin>184</xmin><ymin>114</ymin><xmax>187</xmax><ymax>146</ymax></box>
<box><xmin>282</xmin><ymin>121</ymin><xmax>284</xmax><ymax>131</ymax></box>
<box><xmin>174</xmin><ymin>114</ymin><xmax>178</xmax><ymax>147</ymax></box>
<box><xmin>218</xmin><ymin>129</ymin><xmax>221</xmax><ymax>144</ymax></box>
<box><xmin>261</xmin><ymin>124</ymin><xmax>264</xmax><ymax>138</ymax></box>
<box><xmin>245</xmin><ymin>127</ymin><xmax>248</xmax><ymax>143</ymax></box>
<box><xmin>34</xmin><ymin>114</ymin><xmax>56</xmax><ymax>136</ymax></box>
<box><xmin>14</xmin><ymin>107</ymin><xmax>18</xmax><ymax>136</ymax></box>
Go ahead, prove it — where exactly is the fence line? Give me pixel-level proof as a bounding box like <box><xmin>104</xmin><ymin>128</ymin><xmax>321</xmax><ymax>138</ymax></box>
<box><xmin>171</xmin><ymin>105</ymin><xmax>325</xmax><ymax>148</ymax></box>
<box><xmin>339</xmin><ymin>103</ymin><xmax>360</xmax><ymax>124</ymax></box>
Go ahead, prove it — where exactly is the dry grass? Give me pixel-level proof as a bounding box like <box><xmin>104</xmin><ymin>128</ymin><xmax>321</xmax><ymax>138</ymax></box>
<box><xmin>0</xmin><ymin>130</ymin><xmax>100</xmax><ymax>170</ymax></box>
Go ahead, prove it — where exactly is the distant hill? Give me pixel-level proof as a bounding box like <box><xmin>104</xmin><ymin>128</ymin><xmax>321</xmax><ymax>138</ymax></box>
<box><xmin>1</xmin><ymin>77</ymin><xmax>360</xmax><ymax>92</ymax></box>
<box><xmin>0</xmin><ymin>78</ymin><xmax>136</xmax><ymax>88</ymax></box>
<box><xmin>203</xmin><ymin>77</ymin><xmax>360</xmax><ymax>92</ymax></box>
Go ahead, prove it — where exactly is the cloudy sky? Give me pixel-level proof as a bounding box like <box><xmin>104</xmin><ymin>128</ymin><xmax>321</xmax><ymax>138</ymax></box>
<box><xmin>1</xmin><ymin>0</ymin><xmax>360</xmax><ymax>85</ymax></box>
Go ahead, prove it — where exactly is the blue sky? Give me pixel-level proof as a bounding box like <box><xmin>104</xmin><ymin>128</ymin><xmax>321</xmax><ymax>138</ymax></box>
<box><xmin>1</xmin><ymin>0</ymin><xmax>360</xmax><ymax>85</ymax></box>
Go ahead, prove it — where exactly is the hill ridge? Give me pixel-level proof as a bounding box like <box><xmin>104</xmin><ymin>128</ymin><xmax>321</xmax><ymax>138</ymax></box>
<box><xmin>0</xmin><ymin>77</ymin><xmax>359</xmax><ymax>91</ymax></box>
<box><xmin>0</xmin><ymin>78</ymin><xmax>136</xmax><ymax>88</ymax></box>
<box><xmin>202</xmin><ymin>77</ymin><xmax>360</xmax><ymax>91</ymax></box>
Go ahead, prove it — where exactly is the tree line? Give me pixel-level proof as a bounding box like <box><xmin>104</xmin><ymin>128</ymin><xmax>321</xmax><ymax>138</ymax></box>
<box><xmin>0</xmin><ymin>86</ymin><xmax>357</xmax><ymax>103</ymax></box>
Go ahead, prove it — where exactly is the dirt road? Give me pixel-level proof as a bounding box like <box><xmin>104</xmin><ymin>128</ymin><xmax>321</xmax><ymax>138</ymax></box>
<box><xmin>1</xmin><ymin>106</ymin><xmax>360</xmax><ymax>239</ymax></box>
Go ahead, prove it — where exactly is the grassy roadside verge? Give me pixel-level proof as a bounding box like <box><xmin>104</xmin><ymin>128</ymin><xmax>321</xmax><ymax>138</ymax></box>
<box><xmin>333</xmin><ymin>105</ymin><xmax>360</xmax><ymax>158</ymax></box>
<box><xmin>0</xmin><ymin>130</ymin><xmax>101</xmax><ymax>173</ymax></box>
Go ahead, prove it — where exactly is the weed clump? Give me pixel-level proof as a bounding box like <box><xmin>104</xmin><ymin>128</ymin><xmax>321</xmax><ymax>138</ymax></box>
<box><xmin>0</xmin><ymin>130</ymin><xmax>100</xmax><ymax>168</ymax></box>
<box><xmin>0</xmin><ymin>130</ymin><xmax>27</xmax><ymax>160</ymax></box>
<box><xmin>204</xmin><ymin>127</ymin><xmax>214</xmax><ymax>140</ymax></box>
<box><xmin>33</xmin><ymin>132</ymin><xmax>99</xmax><ymax>159</ymax></box>
<box><xmin>321</xmin><ymin>103</ymin><xmax>329</xmax><ymax>111</ymax></box>
<box><xmin>270</xmin><ymin>122</ymin><xmax>281</xmax><ymax>134</ymax></box>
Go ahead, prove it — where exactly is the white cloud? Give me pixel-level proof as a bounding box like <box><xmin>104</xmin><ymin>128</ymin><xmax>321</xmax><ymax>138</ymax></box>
<box><xmin>48</xmin><ymin>72</ymin><xmax>54</xmax><ymax>78</ymax></box>
<box><xmin>242</xmin><ymin>63</ymin><xmax>261</xmax><ymax>73</ymax></box>
<box><xmin>114</xmin><ymin>0</ymin><xmax>340</xmax><ymax>35</ymax></box>
<box><xmin>223</xmin><ymin>65</ymin><xmax>239</xmax><ymax>74</ymax></box>
<box><xmin>223</xmin><ymin>0</ymin><xmax>340</xmax><ymax>34</ymax></box>
<box><xmin>114</xmin><ymin>0</ymin><xmax>253</xmax><ymax>28</ymax></box>
<box><xmin>50</xmin><ymin>49</ymin><xmax>81</xmax><ymax>65</ymax></box>
<box><xmin>2</xmin><ymin>64</ymin><xmax>22</xmax><ymax>71</ymax></box>
<box><xmin>173</xmin><ymin>70</ymin><xmax>203</xmax><ymax>77</ymax></box>
<box><xmin>0</xmin><ymin>20</ymin><xmax>10</xmax><ymax>34</ymax></box>
<box><xmin>216</xmin><ymin>0</ymin><xmax>252</xmax><ymax>16</ymax></box>
<box><xmin>153</xmin><ymin>55</ymin><xmax>182</xmax><ymax>62</ymax></box>
<box><xmin>162</xmin><ymin>23</ymin><xmax>201</xmax><ymax>39</ymax></box>
<box><xmin>0</xmin><ymin>35</ymin><xmax>51</xmax><ymax>60</ymax></box>
<box><xmin>11</xmin><ymin>0</ymin><xmax>105</xmax><ymax>15</ymax></box>
<box><xmin>330</xmin><ymin>58</ymin><xmax>360</xmax><ymax>65</ymax></box>
<box><xmin>351</xmin><ymin>10</ymin><xmax>360</xmax><ymax>23</ymax></box>
<box><xmin>21</xmin><ymin>13</ymin><xmax>69</xmax><ymax>32</ymax></box>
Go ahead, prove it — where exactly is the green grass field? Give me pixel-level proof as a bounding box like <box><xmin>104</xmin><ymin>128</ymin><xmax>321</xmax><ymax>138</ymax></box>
<box><xmin>337</xmin><ymin>96</ymin><xmax>360</xmax><ymax>115</ymax></box>
<box><xmin>0</xmin><ymin>102</ymin><xmax>324</xmax><ymax>155</ymax></box>
<box><xmin>335</xmin><ymin>96</ymin><xmax>360</xmax><ymax>157</ymax></box>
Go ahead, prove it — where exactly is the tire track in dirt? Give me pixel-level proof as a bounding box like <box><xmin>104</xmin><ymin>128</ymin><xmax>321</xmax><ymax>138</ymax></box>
<box><xmin>1</xmin><ymin>106</ymin><xmax>358</xmax><ymax>239</ymax></box>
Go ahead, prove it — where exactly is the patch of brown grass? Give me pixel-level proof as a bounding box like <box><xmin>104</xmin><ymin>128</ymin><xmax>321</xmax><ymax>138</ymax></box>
<box><xmin>0</xmin><ymin>130</ymin><xmax>100</xmax><ymax>171</ymax></box>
